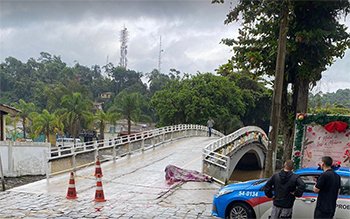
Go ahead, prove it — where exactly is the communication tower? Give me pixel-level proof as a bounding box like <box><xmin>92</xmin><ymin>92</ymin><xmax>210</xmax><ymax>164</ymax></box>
<box><xmin>158</xmin><ymin>36</ymin><xmax>164</xmax><ymax>73</ymax></box>
<box><xmin>119</xmin><ymin>26</ymin><xmax>128</xmax><ymax>68</ymax></box>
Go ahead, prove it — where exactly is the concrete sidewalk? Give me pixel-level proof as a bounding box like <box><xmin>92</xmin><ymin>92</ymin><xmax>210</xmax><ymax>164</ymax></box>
<box><xmin>0</xmin><ymin>137</ymin><xmax>221</xmax><ymax>218</ymax></box>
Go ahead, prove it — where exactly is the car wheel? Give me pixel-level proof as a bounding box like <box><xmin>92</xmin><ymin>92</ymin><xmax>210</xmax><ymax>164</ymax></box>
<box><xmin>227</xmin><ymin>203</ymin><xmax>254</xmax><ymax>219</ymax></box>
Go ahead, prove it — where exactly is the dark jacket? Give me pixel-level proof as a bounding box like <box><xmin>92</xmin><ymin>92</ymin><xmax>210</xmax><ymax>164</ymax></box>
<box><xmin>263</xmin><ymin>170</ymin><xmax>306</xmax><ymax>208</ymax></box>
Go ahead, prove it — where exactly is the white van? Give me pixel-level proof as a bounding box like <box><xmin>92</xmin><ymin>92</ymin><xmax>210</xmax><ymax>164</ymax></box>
<box><xmin>56</xmin><ymin>138</ymin><xmax>81</xmax><ymax>148</ymax></box>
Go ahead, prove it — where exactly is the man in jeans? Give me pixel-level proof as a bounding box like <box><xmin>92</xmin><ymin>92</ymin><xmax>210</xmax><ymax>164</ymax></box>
<box><xmin>313</xmin><ymin>156</ymin><xmax>341</xmax><ymax>219</ymax></box>
<box><xmin>263</xmin><ymin>160</ymin><xmax>305</xmax><ymax>219</ymax></box>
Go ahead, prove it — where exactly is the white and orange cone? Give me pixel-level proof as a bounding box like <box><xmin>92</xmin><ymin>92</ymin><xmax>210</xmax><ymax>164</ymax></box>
<box><xmin>94</xmin><ymin>157</ymin><xmax>103</xmax><ymax>177</ymax></box>
<box><xmin>66</xmin><ymin>172</ymin><xmax>77</xmax><ymax>199</ymax></box>
<box><xmin>94</xmin><ymin>174</ymin><xmax>106</xmax><ymax>202</ymax></box>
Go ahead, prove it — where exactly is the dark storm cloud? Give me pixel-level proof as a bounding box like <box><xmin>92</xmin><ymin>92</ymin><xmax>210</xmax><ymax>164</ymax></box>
<box><xmin>0</xmin><ymin>0</ymin><xmax>231</xmax><ymax>28</ymax></box>
<box><xmin>0</xmin><ymin>0</ymin><xmax>236</xmax><ymax>73</ymax></box>
<box><xmin>0</xmin><ymin>0</ymin><xmax>349</xmax><ymax>92</ymax></box>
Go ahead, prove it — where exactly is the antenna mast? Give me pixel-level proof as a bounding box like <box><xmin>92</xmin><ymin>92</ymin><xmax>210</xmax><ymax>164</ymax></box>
<box><xmin>119</xmin><ymin>26</ymin><xmax>128</xmax><ymax>68</ymax></box>
<box><xmin>158</xmin><ymin>36</ymin><xmax>163</xmax><ymax>73</ymax></box>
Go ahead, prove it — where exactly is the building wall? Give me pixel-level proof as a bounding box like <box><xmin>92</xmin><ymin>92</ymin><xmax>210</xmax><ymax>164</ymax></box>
<box><xmin>0</xmin><ymin>141</ymin><xmax>50</xmax><ymax>176</ymax></box>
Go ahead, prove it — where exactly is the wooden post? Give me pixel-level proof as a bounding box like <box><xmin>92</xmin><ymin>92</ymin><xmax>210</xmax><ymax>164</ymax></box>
<box><xmin>0</xmin><ymin>153</ymin><xmax>5</xmax><ymax>191</ymax></box>
<box><xmin>0</xmin><ymin>113</ymin><xmax>5</xmax><ymax>141</ymax></box>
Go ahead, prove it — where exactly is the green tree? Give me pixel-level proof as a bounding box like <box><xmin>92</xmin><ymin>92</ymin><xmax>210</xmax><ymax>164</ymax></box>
<box><xmin>105</xmin><ymin>64</ymin><xmax>147</xmax><ymax>95</ymax></box>
<box><xmin>1</xmin><ymin>57</ymin><xmax>38</xmax><ymax>104</ymax></box>
<box><xmin>42</xmin><ymin>83</ymin><xmax>70</xmax><ymax>112</ymax></box>
<box><xmin>151</xmin><ymin>73</ymin><xmax>245</xmax><ymax>133</ymax></box>
<box><xmin>0</xmin><ymin>52</ymin><xmax>110</xmax><ymax>112</ymax></box>
<box><xmin>309</xmin><ymin>89</ymin><xmax>350</xmax><ymax>109</ymax></box>
<box><xmin>59</xmin><ymin>92</ymin><xmax>93</xmax><ymax>138</ymax></box>
<box><xmin>13</xmin><ymin>99</ymin><xmax>36</xmax><ymax>139</ymax></box>
<box><xmin>110</xmin><ymin>91</ymin><xmax>141</xmax><ymax>134</ymax></box>
<box><xmin>151</xmin><ymin>79</ymin><xmax>185</xmax><ymax>125</ymax></box>
<box><xmin>218</xmin><ymin>71</ymin><xmax>272</xmax><ymax>131</ymax></box>
<box><xmin>31</xmin><ymin>110</ymin><xmax>64</xmax><ymax>143</ymax></box>
<box><xmin>5</xmin><ymin>116</ymin><xmax>20</xmax><ymax>141</ymax></box>
<box><xmin>36</xmin><ymin>52</ymin><xmax>67</xmax><ymax>84</ymax></box>
<box><xmin>90</xmin><ymin>65</ymin><xmax>115</xmax><ymax>100</ymax></box>
<box><xmin>94</xmin><ymin>110</ymin><xmax>120</xmax><ymax>140</ymax></box>
<box><xmin>309</xmin><ymin>104</ymin><xmax>350</xmax><ymax>115</ymax></box>
<box><xmin>216</xmin><ymin>0</ymin><xmax>350</xmax><ymax>163</ymax></box>
<box><xmin>147</xmin><ymin>69</ymin><xmax>171</xmax><ymax>95</ymax></box>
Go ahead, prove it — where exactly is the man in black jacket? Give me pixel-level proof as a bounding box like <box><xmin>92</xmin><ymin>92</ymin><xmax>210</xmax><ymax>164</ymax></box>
<box><xmin>313</xmin><ymin>156</ymin><xmax>340</xmax><ymax>219</ymax></box>
<box><xmin>263</xmin><ymin>160</ymin><xmax>306</xmax><ymax>219</ymax></box>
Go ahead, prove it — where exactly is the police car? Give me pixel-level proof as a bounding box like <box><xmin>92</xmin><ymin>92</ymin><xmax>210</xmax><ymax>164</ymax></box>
<box><xmin>212</xmin><ymin>167</ymin><xmax>350</xmax><ymax>219</ymax></box>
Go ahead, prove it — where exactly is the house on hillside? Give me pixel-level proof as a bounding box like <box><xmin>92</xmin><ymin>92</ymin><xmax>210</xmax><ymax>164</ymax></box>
<box><xmin>100</xmin><ymin>92</ymin><xmax>113</xmax><ymax>100</ymax></box>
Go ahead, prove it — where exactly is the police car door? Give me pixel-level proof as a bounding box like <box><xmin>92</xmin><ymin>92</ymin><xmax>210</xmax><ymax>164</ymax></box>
<box><xmin>293</xmin><ymin>175</ymin><xmax>317</xmax><ymax>218</ymax></box>
<box><xmin>335</xmin><ymin>176</ymin><xmax>350</xmax><ymax>219</ymax></box>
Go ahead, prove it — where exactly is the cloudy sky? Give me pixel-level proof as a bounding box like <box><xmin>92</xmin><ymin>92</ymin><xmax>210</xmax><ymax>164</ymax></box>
<box><xmin>0</xmin><ymin>0</ymin><xmax>349</xmax><ymax>93</ymax></box>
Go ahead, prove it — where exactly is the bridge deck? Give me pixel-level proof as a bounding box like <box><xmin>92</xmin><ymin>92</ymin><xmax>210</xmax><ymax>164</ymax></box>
<box><xmin>1</xmin><ymin>137</ymin><xmax>220</xmax><ymax>218</ymax></box>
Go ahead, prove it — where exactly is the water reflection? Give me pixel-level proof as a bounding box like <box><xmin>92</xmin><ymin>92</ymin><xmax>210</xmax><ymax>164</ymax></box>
<box><xmin>230</xmin><ymin>169</ymin><xmax>264</xmax><ymax>182</ymax></box>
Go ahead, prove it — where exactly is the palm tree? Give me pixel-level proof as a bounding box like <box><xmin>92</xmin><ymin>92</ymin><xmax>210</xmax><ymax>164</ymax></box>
<box><xmin>31</xmin><ymin>110</ymin><xmax>64</xmax><ymax>143</ymax></box>
<box><xmin>59</xmin><ymin>92</ymin><xmax>92</xmax><ymax>139</ymax></box>
<box><xmin>94</xmin><ymin>110</ymin><xmax>120</xmax><ymax>140</ymax></box>
<box><xmin>13</xmin><ymin>99</ymin><xmax>36</xmax><ymax>139</ymax></box>
<box><xmin>111</xmin><ymin>91</ymin><xmax>141</xmax><ymax>134</ymax></box>
<box><xmin>5</xmin><ymin>116</ymin><xmax>20</xmax><ymax>141</ymax></box>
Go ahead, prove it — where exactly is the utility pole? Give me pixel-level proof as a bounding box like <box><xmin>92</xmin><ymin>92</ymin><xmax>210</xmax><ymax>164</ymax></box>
<box><xmin>264</xmin><ymin>1</ymin><xmax>289</xmax><ymax>178</ymax></box>
<box><xmin>158</xmin><ymin>36</ymin><xmax>163</xmax><ymax>73</ymax></box>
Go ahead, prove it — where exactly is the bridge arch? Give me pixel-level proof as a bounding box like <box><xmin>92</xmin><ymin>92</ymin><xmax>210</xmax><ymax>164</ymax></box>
<box><xmin>202</xmin><ymin>126</ymin><xmax>268</xmax><ymax>184</ymax></box>
<box><xmin>226</xmin><ymin>143</ymin><xmax>265</xmax><ymax>178</ymax></box>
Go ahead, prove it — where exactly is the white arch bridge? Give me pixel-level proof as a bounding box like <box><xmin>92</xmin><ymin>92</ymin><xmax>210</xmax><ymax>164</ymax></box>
<box><xmin>47</xmin><ymin>124</ymin><xmax>268</xmax><ymax>185</ymax></box>
<box><xmin>47</xmin><ymin>124</ymin><xmax>224</xmax><ymax>177</ymax></box>
<box><xmin>202</xmin><ymin>126</ymin><xmax>268</xmax><ymax>184</ymax></box>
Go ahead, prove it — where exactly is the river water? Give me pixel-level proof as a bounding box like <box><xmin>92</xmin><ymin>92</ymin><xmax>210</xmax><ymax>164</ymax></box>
<box><xmin>230</xmin><ymin>169</ymin><xmax>265</xmax><ymax>182</ymax></box>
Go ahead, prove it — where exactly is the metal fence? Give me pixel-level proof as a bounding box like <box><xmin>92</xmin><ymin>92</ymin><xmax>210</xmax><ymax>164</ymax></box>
<box><xmin>47</xmin><ymin>124</ymin><xmax>224</xmax><ymax>179</ymax></box>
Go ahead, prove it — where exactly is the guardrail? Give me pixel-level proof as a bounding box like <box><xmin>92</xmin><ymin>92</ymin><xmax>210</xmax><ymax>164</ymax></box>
<box><xmin>202</xmin><ymin>126</ymin><xmax>268</xmax><ymax>184</ymax></box>
<box><xmin>46</xmin><ymin>124</ymin><xmax>224</xmax><ymax>179</ymax></box>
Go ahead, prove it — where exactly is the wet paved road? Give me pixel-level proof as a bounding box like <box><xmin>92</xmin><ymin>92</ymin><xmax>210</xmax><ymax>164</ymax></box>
<box><xmin>0</xmin><ymin>137</ymin><xmax>221</xmax><ymax>218</ymax></box>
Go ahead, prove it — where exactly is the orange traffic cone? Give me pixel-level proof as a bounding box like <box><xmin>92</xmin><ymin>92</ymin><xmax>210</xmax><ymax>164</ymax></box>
<box><xmin>94</xmin><ymin>175</ymin><xmax>106</xmax><ymax>202</ymax></box>
<box><xmin>66</xmin><ymin>172</ymin><xmax>77</xmax><ymax>199</ymax></box>
<box><xmin>94</xmin><ymin>157</ymin><xmax>103</xmax><ymax>177</ymax></box>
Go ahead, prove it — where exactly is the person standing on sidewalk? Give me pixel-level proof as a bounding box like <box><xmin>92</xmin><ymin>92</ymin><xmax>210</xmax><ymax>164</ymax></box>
<box><xmin>263</xmin><ymin>160</ymin><xmax>305</xmax><ymax>219</ymax></box>
<box><xmin>313</xmin><ymin>156</ymin><xmax>341</xmax><ymax>219</ymax></box>
<box><xmin>207</xmin><ymin>118</ymin><xmax>214</xmax><ymax>137</ymax></box>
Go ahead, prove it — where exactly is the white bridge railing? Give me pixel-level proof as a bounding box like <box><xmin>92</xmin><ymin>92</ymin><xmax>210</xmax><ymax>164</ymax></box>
<box><xmin>202</xmin><ymin>126</ymin><xmax>268</xmax><ymax>184</ymax></box>
<box><xmin>47</xmin><ymin>124</ymin><xmax>223</xmax><ymax>179</ymax></box>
